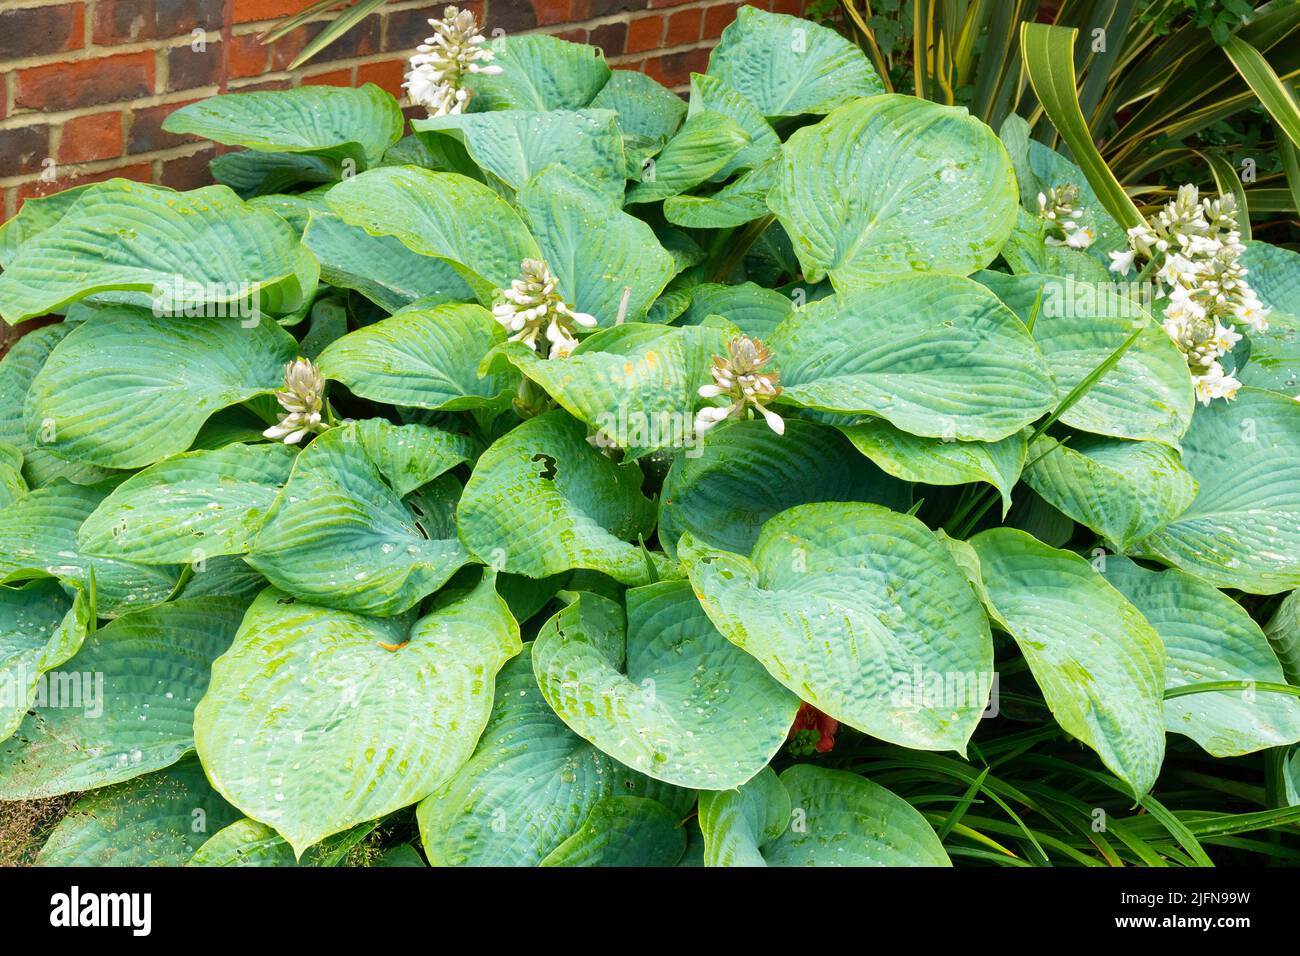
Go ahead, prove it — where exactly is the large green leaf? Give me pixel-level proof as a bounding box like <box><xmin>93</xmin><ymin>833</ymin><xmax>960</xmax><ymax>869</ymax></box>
<box><xmin>246</xmin><ymin>420</ymin><xmax>475</xmax><ymax>616</ymax></box>
<box><xmin>533</xmin><ymin>584</ymin><xmax>798</xmax><ymax>790</ymax></box>
<box><xmin>706</xmin><ymin>7</ymin><xmax>883</xmax><ymax>118</ymax></box>
<box><xmin>517</xmin><ymin>165</ymin><xmax>675</xmax><ymax>327</ymax></box>
<box><xmin>195</xmin><ymin>575</ymin><xmax>520</xmax><ymax>856</ymax></box>
<box><xmin>538</xmin><ymin>796</ymin><xmax>686</xmax><ymax>866</ymax></box>
<box><xmin>0</xmin><ymin>480</ymin><xmax>178</xmax><ymax>616</ymax></box>
<box><xmin>1023</xmin><ymin>435</ymin><xmax>1198</xmax><ymax>551</ymax></box>
<box><xmin>1102</xmin><ymin>555</ymin><xmax>1300</xmax><ymax>757</ymax></box>
<box><xmin>680</xmin><ymin>502</ymin><xmax>993</xmax><ymax>752</ymax></box>
<box><xmin>1134</xmin><ymin>387</ymin><xmax>1300</xmax><ymax>593</ymax></box>
<box><xmin>977</xmin><ymin>271</ymin><xmax>1194</xmax><ymax>446</ymax></box>
<box><xmin>675</xmin><ymin>282</ymin><xmax>792</xmax><ymax>337</ymax></box>
<box><xmin>0</xmin><ymin>579</ymin><xmax>90</xmax><ymax>743</ymax></box>
<box><xmin>0</xmin><ymin>183</ymin><xmax>95</xmax><ymax>268</ymax></box>
<box><xmin>769</xmin><ymin>95</ymin><xmax>1017</xmax><ymax>289</ymax></box>
<box><xmin>1238</xmin><ymin>310</ymin><xmax>1300</xmax><ymax>396</ymax></box>
<box><xmin>625</xmin><ymin>111</ymin><xmax>750</xmax><ymax>205</ymax></box>
<box><xmin>324</xmin><ymin>167</ymin><xmax>541</xmax><ymax>303</ymax></box>
<box><xmin>1265</xmin><ymin>590</ymin><xmax>1300</xmax><ymax>686</ymax></box>
<box><xmin>36</xmin><ymin>757</ymin><xmax>241</xmax><ymax>866</ymax></box>
<box><xmin>591</xmin><ymin>69</ymin><xmax>687</xmax><ymax>175</ymax></box>
<box><xmin>458</xmin><ymin>411</ymin><xmax>658</xmax><ymax>585</ymax></box>
<box><xmin>25</xmin><ymin>307</ymin><xmax>297</xmax><ymax>469</ymax></box>
<box><xmin>686</xmin><ymin>71</ymin><xmax>781</xmax><ymax>178</ymax></box>
<box><xmin>0</xmin><ymin>597</ymin><xmax>245</xmax><ymax>799</ymax></box>
<box><xmin>699</xmin><ymin>765</ymin><xmax>950</xmax><ymax>866</ymax></box>
<box><xmin>659</xmin><ymin>418</ymin><xmax>909</xmax><ymax>559</ymax></box>
<box><xmin>188</xmin><ymin>818</ymin><xmax>374</xmax><ymax>867</ymax></box>
<box><xmin>663</xmin><ymin>158</ymin><xmax>780</xmax><ymax>229</ymax></box>
<box><xmin>161</xmin><ymin>84</ymin><xmax>405</xmax><ymax>170</ymax></box>
<box><xmin>302</xmin><ymin>210</ymin><xmax>474</xmax><ymax>312</ymax></box>
<box><xmin>839</xmin><ymin>421</ymin><xmax>1027</xmax><ymax>517</ymax></box>
<box><xmin>489</xmin><ymin>321</ymin><xmax>730</xmax><ymax>457</ymax></box>
<box><xmin>77</xmin><ymin>443</ymin><xmax>296</xmax><ymax>566</ymax></box>
<box><xmin>416</xmin><ymin>109</ymin><xmax>626</xmax><ymax>204</ymax></box>
<box><xmin>463</xmin><ymin>34</ymin><xmax>610</xmax><ymax>112</ymax></box>
<box><xmin>417</xmin><ymin>644</ymin><xmax>692</xmax><ymax>866</ymax></box>
<box><xmin>0</xmin><ymin>324</ymin><xmax>114</xmax><ymax>487</ymax></box>
<box><xmin>0</xmin><ymin>181</ymin><xmax>316</xmax><ymax>324</ymax></box>
<box><xmin>318</xmin><ymin>303</ymin><xmax>516</xmax><ymax>413</ymax></box>
<box><xmin>969</xmin><ymin>528</ymin><xmax>1166</xmax><ymax>796</ymax></box>
<box><xmin>768</xmin><ymin>276</ymin><xmax>1055</xmax><ymax>441</ymax></box>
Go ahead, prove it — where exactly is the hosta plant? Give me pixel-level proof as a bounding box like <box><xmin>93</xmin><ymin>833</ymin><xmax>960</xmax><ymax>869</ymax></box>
<box><xmin>2</xmin><ymin>7</ymin><xmax>1300</xmax><ymax>867</ymax></box>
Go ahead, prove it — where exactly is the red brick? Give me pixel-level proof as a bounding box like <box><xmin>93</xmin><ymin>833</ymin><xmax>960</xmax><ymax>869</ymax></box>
<box><xmin>626</xmin><ymin>14</ymin><xmax>664</xmax><ymax>53</ymax></box>
<box><xmin>649</xmin><ymin>0</ymin><xmax>698</xmax><ymax>7</ymax></box>
<box><xmin>93</xmin><ymin>0</ymin><xmax>220</xmax><ymax>44</ymax></box>
<box><xmin>704</xmin><ymin>2</ymin><xmax>744</xmax><ymax>39</ymax></box>
<box><xmin>229</xmin><ymin>33</ymin><xmax>271</xmax><ymax>78</ymax></box>
<box><xmin>229</xmin><ymin>78</ymin><xmax>293</xmax><ymax>93</ymax></box>
<box><xmin>0</xmin><ymin>4</ymin><xmax>84</xmax><ymax>60</ymax></box>
<box><xmin>356</xmin><ymin>60</ymin><xmax>407</xmax><ymax>99</ymax></box>
<box><xmin>643</xmin><ymin>47</ymin><xmax>709</xmax><ymax>87</ymax></box>
<box><xmin>18</xmin><ymin>162</ymin><xmax>154</xmax><ymax>204</ymax></box>
<box><xmin>665</xmin><ymin>7</ymin><xmax>703</xmax><ymax>45</ymax></box>
<box><xmin>15</xmin><ymin>53</ymin><xmax>155</xmax><ymax>113</ymax></box>
<box><xmin>0</xmin><ymin>126</ymin><xmax>52</xmax><ymax>178</ymax></box>
<box><xmin>300</xmin><ymin>68</ymin><xmax>354</xmax><ymax>87</ymax></box>
<box><xmin>232</xmin><ymin>0</ymin><xmax>303</xmax><ymax>24</ymax></box>
<box><xmin>168</xmin><ymin>40</ymin><xmax>224</xmax><ymax>91</ymax></box>
<box><xmin>159</xmin><ymin>148</ymin><xmax>216</xmax><ymax>190</ymax></box>
<box><xmin>534</xmin><ymin>0</ymin><xmax>573</xmax><ymax>25</ymax></box>
<box><xmin>0</xmin><ymin>75</ymin><xmax>7</xmax><ymax>122</ymax></box>
<box><xmin>60</xmin><ymin>112</ymin><xmax>125</xmax><ymax>165</ymax></box>
<box><xmin>384</xmin><ymin>9</ymin><xmax>437</xmax><ymax>53</ymax></box>
<box><xmin>127</xmin><ymin>99</ymin><xmax>200</xmax><ymax>155</ymax></box>
<box><xmin>770</xmin><ymin>0</ymin><xmax>804</xmax><ymax>13</ymax></box>
<box><xmin>590</xmin><ymin>22</ymin><xmax>627</xmax><ymax>55</ymax></box>
<box><xmin>553</xmin><ymin>29</ymin><xmax>588</xmax><ymax>43</ymax></box>
<box><xmin>577</xmin><ymin>0</ymin><xmax>650</xmax><ymax>14</ymax></box>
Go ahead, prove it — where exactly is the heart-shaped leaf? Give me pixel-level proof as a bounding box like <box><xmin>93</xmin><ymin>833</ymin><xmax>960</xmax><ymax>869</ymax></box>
<box><xmin>532</xmin><ymin>584</ymin><xmax>799</xmax><ymax>789</ymax></box>
<box><xmin>318</xmin><ymin>303</ymin><xmax>517</xmax><ymax>413</ymax></box>
<box><xmin>463</xmin><ymin>34</ymin><xmax>610</xmax><ymax>111</ymax></box>
<box><xmin>417</xmin><ymin>644</ymin><xmax>693</xmax><ymax>866</ymax></box>
<box><xmin>77</xmin><ymin>443</ymin><xmax>297</xmax><ymax>565</ymax></box>
<box><xmin>246</xmin><ymin>420</ymin><xmax>475</xmax><ymax>616</ymax></box>
<box><xmin>25</xmin><ymin>306</ymin><xmax>298</xmax><ymax>469</ymax></box>
<box><xmin>538</xmin><ymin>796</ymin><xmax>686</xmax><ymax>866</ymax></box>
<box><xmin>162</xmin><ymin>84</ymin><xmax>405</xmax><ymax>170</ymax></box>
<box><xmin>195</xmin><ymin>574</ymin><xmax>520</xmax><ymax>856</ymax></box>
<box><xmin>0</xmin><ymin>181</ymin><xmax>317</xmax><ymax>324</ymax></box>
<box><xmin>768</xmin><ymin>276</ymin><xmax>1056</xmax><ymax>441</ymax></box>
<box><xmin>699</xmin><ymin>765</ymin><xmax>950</xmax><ymax>866</ymax></box>
<box><xmin>0</xmin><ymin>579</ymin><xmax>90</xmax><ymax>744</ymax></box>
<box><xmin>769</xmin><ymin>95</ymin><xmax>1017</xmax><ymax>289</ymax></box>
<box><xmin>415</xmin><ymin>109</ymin><xmax>626</xmax><ymax>203</ymax></box>
<box><xmin>680</xmin><ymin>502</ymin><xmax>994</xmax><ymax>753</ymax></box>
<box><xmin>325</xmin><ymin>167</ymin><xmax>541</xmax><ymax>303</ymax></box>
<box><xmin>36</xmin><ymin>757</ymin><xmax>241</xmax><ymax>866</ymax></box>
<box><xmin>706</xmin><ymin>7</ymin><xmax>884</xmax><ymax>118</ymax></box>
<box><xmin>0</xmin><ymin>597</ymin><xmax>246</xmax><ymax>799</ymax></box>
<box><xmin>969</xmin><ymin>527</ymin><xmax>1166</xmax><ymax>796</ymax></box>
<box><xmin>659</xmin><ymin>418</ymin><xmax>909</xmax><ymax>559</ymax></box>
<box><xmin>1133</xmin><ymin>387</ymin><xmax>1300</xmax><ymax>593</ymax></box>
<box><xmin>457</xmin><ymin>411</ymin><xmax>658</xmax><ymax>585</ymax></box>
<box><xmin>1023</xmin><ymin>434</ymin><xmax>1197</xmax><ymax>551</ymax></box>
<box><xmin>1102</xmin><ymin>555</ymin><xmax>1300</xmax><ymax>757</ymax></box>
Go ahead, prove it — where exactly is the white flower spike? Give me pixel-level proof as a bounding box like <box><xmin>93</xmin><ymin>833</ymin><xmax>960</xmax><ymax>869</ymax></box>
<box><xmin>403</xmin><ymin>6</ymin><xmax>502</xmax><ymax>117</ymax></box>
<box><xmin>694</xmin><ymin>335</ymin><xmax>785</xmax><ymax>436</ymax></box>
<box><xmin>492</xmin><ymin>258</ymin><xmax>597</xmax><ymax>359</ymax></box>
<box><xmin>264</xmin><ymin>357</ymin><xmax>328</xmax><ymax>445</ymax></box>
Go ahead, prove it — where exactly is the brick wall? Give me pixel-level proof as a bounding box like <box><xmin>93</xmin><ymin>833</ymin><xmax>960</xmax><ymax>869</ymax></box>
<box><xmin>0</xmin><ymin>0</ymin><xmax>807</xmax><ymax>222</ymax></box>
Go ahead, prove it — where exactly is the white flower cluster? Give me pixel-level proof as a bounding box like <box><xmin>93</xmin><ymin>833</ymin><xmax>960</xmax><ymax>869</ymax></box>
<box><xmin>403</xmin><ymin>6</ymin><xmax>501</xmax><ymax>117</ymax></box>
<box><xmin>1109</xmin><ymin>184</ymin><xmax>1267</xmax><ymax>405</ymax></box>
<box><xmin>264</xmin><ymin>357</ymin><xmax>328</xmax><ymax>445</ymax></box>
<box><xmin>695</xmin><ymin>335</ymin><xmax>785</xmax><ymax>435</ymax></box>
<box><xmin>493</xmin><ymin>258</ymin><xmax>597</xmax><ymax>359</ymax></box>
<box><xmin>1038</xmin><ymin>184</ymin><xmax>1095</xmax><ymax>250</ymax></box>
